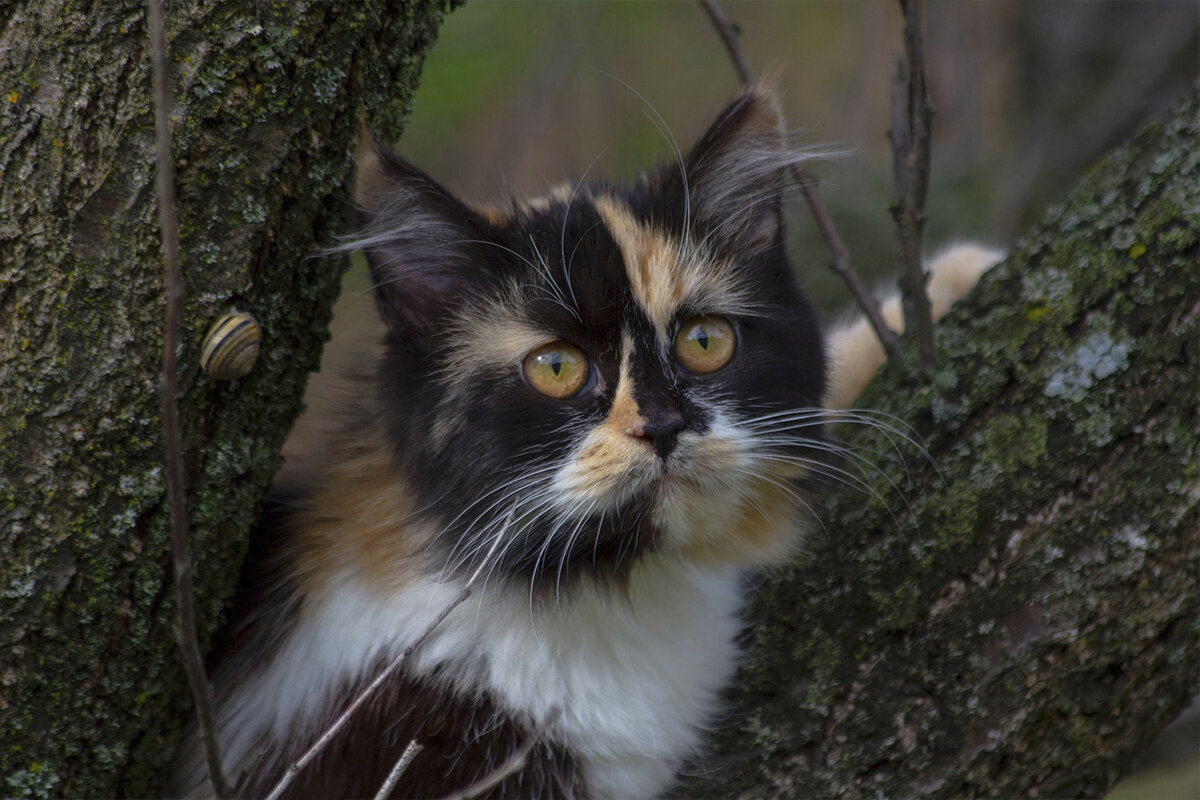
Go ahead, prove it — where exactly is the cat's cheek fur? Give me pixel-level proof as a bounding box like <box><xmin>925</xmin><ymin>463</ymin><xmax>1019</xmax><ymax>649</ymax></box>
<box><xmin>651</xmin><ymin>415</ymin><xmax>811</xmax><ymax>565</ymax></box>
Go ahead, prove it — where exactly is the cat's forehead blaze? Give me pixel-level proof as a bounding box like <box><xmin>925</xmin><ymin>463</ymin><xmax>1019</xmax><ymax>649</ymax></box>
<box><xmin>591</xmin><ymin>193</ymin><xmax>743</xmax><ymax>338</ymax></box>
<box><xmin>592</xmin><ymin>194</ymin><xmax>681</xmax><ymax>335</ymax></box>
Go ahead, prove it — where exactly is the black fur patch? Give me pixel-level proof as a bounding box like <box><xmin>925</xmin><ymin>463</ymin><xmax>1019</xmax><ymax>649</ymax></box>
<box><xmin>236</xmin><ymin>668</ymin><xmax>582</xmax><ymax>799</ymax></box>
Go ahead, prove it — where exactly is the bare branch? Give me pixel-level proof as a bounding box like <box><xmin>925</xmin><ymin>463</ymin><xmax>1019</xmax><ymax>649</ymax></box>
<box><xmin>148</xmin><ymin>0</ymin><xmax>231</xmax><ymax>796</ymax></box>
<box><xmin>889</xmin><ymin>0</ymin><xmax>937</xmax><ymax>373</ymax></box>
<box><xmin>435</xmin><ymin>706</ymin><xmax>564</xmax><ymax>800</ymax></box>
<box><xmin>263</xmin><ymin>586</ymin><xmax>473</xmax><ymax>800</ymax></box>
<box><xmin>698</xmin><ymin>0</ymin><xmax>754</xmax><ymax>85</ymax></box>
<box><xmin>373</xmin><ymin>740</ymin><xmax>424</xmax><ymax>800</ymax></box>
<box><xmin>696</xmin><ymin>0</ymin><xmax>901</xmax><ymax>356</ymax></box>
<box><xmin>264</xmin><ymin>512</ymin><xmax>514</xmax><ymax>800</ymax></box>
<box><xmin>793</xmin><ymin>170</ymin><xmax>903</xmax><ymax>355</ymax></box>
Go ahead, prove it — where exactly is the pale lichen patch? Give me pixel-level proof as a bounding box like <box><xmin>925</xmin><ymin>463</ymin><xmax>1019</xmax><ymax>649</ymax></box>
<box><xmin>1044</xmin><ymin>333</ymin><xmax>1130</xmax><ymax>402</ymax></box>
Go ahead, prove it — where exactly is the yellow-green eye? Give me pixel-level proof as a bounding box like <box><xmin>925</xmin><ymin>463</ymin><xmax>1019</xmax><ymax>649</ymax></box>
<box><xmin>674</xmin><ymin>315</ymin><xmax>736</xmax><ymax>374</ymax></box>
<box><xmin>523</xmin><ymin>341</ymin><xmax>589</xmax><ymax>399</ymax></box>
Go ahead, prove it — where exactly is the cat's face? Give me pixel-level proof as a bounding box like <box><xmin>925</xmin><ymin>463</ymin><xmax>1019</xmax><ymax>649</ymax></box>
<box><xmin>353</xmin><ymin>91</ymin><xmax>827</xmax><ymax>588</ymax></box>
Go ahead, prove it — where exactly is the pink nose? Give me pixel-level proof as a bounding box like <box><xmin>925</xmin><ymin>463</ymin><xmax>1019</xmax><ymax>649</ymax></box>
<box><xmin>628</xmin><ymin>415</ymin><xmax>685</xmax><ymax>460</ymax></box>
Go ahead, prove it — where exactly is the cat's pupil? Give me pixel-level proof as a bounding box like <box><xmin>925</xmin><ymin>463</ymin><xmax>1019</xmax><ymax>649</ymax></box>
<box><xmin>694</xmin><ymin>328</ymin><xmax>710</xmax><ymax>350</ymax></box>
<box><xmin>550</xmin><ymin>353</ymin><xmax>562</xmax><ymax>375</ymax></box>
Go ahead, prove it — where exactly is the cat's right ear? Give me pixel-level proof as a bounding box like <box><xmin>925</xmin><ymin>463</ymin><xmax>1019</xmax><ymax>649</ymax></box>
<box><xmin>682</xmin><ymin>87</ymin><xmax>789</xmax><ymax>255</ymax></box>
<box><xmin>351</xmin><ymin>128</ymin><xmax>493</xmax><ymax>341</ymax></box>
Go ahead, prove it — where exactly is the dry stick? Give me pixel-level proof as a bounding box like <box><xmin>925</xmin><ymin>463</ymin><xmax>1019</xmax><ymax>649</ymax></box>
<box><xmin>436</xmin><ymin>706</ymin><xmax>564</xmax><ymax>800</ymax></box>
<box><xmin>698</xmin><ymin>0</ymin><xmax>754</xmax><ymax>86</ymax></box>
<box><xmin>262</xmin><ymin>590</ymin><xmax>470</xmax><ymax>800</ymax></box>
<box><xmin>373</xmin><ymin>740</ymin><xmax>424</xmax><ymax>800</ymax></box>
<box><xmin>264</xmin><ymin>514</ymin><xmax>514</xmax><ymax>800</ymax></box>
<box><xmin>148</xmin><ymin>1</ymin><xmax>233</xmax><ymax>797</ymax></box>
<box><xmin>698</xmin><ymin>0</ymin><xmax>901</xmax><ymax>356</ymax></box>
<box><xmin>792</xmin><ymin>170</ymin><xmax>903</xmax><ymax>355</ymax></box>
<box><xmin>889</xmin><ymin>0</ymin><xmax>936</xmax><ymax>373</ymax></box>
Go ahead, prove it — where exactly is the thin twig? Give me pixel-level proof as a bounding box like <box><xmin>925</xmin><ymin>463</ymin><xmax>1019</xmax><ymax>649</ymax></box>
<box><xmin>435</xmin><ymin>706</ymin><xmax>564</xmax><ymax>800</ymax></box>
<box><xmin>263</xmin><ymin>588</ymin><xmax>472</xmax><ymax>800</ymax></box>
<box><xmin>889</xmin><ymin>0</ymin><xmax>936</xmax><ymax>373</ymax></box>
<box><xmin>264</xmin><ymin>511</ymin><xmax>514</xmax><ymax>800</ymax></box>
<box><xmin>149</xmin><ymin>1</ymin><xmax>232</xmax><ymax>797</ymax></box>
<box><xmin>699</xmin><ymin>0</ymin><xmax>754</xmax><ymax>85</ymax></box>
<box><xmin>793</xmin><ymin>170</ymin><xmax>903</xmax><ymax>355</ymax></box>
<box><xmin>697</xmin><ymin>0</ymin><xmax>901</xmax><ymax>355</ymax></box>
<box><xmin>373</xmin><ymin>740</ymin><xmax>424</xmax><ymax>800</ymax></box>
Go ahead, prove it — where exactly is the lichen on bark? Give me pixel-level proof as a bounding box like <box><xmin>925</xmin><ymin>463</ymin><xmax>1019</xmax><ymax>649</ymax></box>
<box><xmin>678</xmin><ymin>88</ymin><xmax>1199</xmax><ymax>799</ymax></box>
<box><xmin>0</xmin><ymin>1</ymin><xmax>453</xmax><ymax>795</ymax></box>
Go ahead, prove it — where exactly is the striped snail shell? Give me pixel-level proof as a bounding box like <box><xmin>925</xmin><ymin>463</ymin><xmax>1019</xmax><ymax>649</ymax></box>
<box><xmin>201</xmin><ymin>311</ymin><xmax>261</xmax><ymax>380</ymax></box>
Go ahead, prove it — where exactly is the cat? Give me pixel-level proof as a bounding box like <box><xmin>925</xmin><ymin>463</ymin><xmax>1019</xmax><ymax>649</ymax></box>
<box><xmin>172</xmin><ymin>86</ymin><xmax>1000</xmax><ymax>799</ymax></box>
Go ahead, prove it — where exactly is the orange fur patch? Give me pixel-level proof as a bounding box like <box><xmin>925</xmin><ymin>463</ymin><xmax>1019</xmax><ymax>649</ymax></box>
<box><xmin>824</xmin><ymin>244</ymin><xmax>1002</xmax><ymax>409</ymax></box>
<box><xmin>677</xmin><ymin>474</ymin><xmax>803</xmax><ymax>567</ymax></box>
<box><xmin>566</xmin><ymin>337</ymin><xmax>655</xmax><ymax>500</ymax></box>
<box><xmin>353</xmin><ymin>126</ymin><xmax>392</xmax><ymax>212</ymax></box>
<box><xmin>593</xmin><ymin>195</ymin><xmax>686</xmax><ymax>334</ymax></box>
<box><xmin>604</xmin><ymin>343</ymin><xmax>644</xmax><ymax>436</ymax></box>
<box><xmin>593</xmin><ymin>194</ymin><xmax>753</xmax><ymax>339</ymax></box>
<box><xmin>477</xmin><ymin>203</ymin><xmax>511</xmax><ymax>226</ymax></box>
<box><xmin>288</xmin><ymin>434</ymin><xmax>430</xmax><ymax>596</ymax></box>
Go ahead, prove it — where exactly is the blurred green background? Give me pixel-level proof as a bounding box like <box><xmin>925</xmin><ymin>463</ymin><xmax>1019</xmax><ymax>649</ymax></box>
<box><xmin>318</xmin><ymin>3</ymin><xmax>1198</xmax><ymax>795</ymax></box>
<box><xmin>396</xmin><ymin>0</ymin><xmax>1196</xmax><ymax>318</ymax></box>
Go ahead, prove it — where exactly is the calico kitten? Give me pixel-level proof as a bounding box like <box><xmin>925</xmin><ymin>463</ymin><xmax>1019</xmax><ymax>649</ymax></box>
<box><xmin>173</xmin><ymin>88</ymin><xmax>999</xmax><ymax>798</ymax></box>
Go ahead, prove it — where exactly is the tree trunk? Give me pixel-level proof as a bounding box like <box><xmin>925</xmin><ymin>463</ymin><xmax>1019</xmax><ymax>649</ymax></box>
<box><xmin>677</xmin><ymin>88</ymin><xmax>1199</xmax><ymax>798</ymax></box>
<box><xmin>0</xmin><ymin>1</ymin><xmax>452</xmax><ymax>796</ymax></box>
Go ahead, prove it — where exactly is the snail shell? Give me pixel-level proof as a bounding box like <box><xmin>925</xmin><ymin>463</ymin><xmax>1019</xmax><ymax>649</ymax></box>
<box><xmin>201</xmin><ymin>311</ymin><xmax>261</xmax><ymax>380</ymax></box>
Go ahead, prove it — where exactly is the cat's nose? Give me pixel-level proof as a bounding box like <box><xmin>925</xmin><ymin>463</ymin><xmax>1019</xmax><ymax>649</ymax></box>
<box><xmin>631</xmin><ymin>413</ymin><xmax>685</xmax><ymax>460</ymax></box>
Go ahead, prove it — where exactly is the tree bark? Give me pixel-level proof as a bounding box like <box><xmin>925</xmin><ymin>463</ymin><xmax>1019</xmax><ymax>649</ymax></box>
<box><xmin>0</xmin><ymin>1</ymin><xmax>452</xmax><ymax>796</ymax></box>
<box><xmin>677</xmin><ymin>87</ymin><xmax>1199</xmax><ymax>798</ymax></box>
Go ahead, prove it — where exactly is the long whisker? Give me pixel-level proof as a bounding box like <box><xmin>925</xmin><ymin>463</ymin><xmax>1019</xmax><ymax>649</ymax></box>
<box><xmin>593</xmin><ymin>69</ymin><xmax>692</xmax><ymax>264</ymax></box>
<box><xmin>741</xmin><ymin>407</ymin><xmax>937</xmax><ymax>484</ymax></box>
<box><xmin>718</xmin><ymin>466</ymin><xmax>830</xmax><ymax>542</ymax></box>
<box><xmin>431</xmin><ymin>462</ymin><xmax>563</xmax><ymax>581</ymax></box>
<box><xmin>558</xmin><ymin>149</ymin><xmax>608</xmax><ymax>316</ymax></box>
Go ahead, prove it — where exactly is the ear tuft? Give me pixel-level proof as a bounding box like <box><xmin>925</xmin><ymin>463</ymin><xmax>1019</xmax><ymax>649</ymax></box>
<box><xmin>354</xmin><ymin>121</ymin><xmax>395</xmax><ymax>214</ymax></box>
<box><xmin>684</xmin><ymin>87</ymin><xmax>816</xmax><ymax>255</ymax></box>
<box><xmin>341</xmin><ymin>132</ymin><xmax>496</xmax><ymax>343</ymax></box>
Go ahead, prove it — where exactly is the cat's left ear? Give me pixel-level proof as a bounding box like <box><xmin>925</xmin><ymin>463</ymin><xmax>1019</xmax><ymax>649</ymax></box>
<box><xmin>684</xmin><ymin>87</ymin><xmax>790</xmax><ymax>254</ymax></box>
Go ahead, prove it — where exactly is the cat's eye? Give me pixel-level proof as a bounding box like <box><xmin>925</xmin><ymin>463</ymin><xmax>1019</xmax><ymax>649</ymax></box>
<box><xmin>674</xmin><ymin>315</ymin><xmax>736</xmax><ymax>374</ymax></box>
<box><xmin>523</xmin><ymin>341</ymin><xmax>589</xmax><ymax>399</ymax></box>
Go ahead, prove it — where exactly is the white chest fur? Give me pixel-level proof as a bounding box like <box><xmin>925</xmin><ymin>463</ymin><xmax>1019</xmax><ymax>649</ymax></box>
<box><xmin>220</xmin><ymin>556</ymin><xmax>747</xmax><ymax>798</ymax></box>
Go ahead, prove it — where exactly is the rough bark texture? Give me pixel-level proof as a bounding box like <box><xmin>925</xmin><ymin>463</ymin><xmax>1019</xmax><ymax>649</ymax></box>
<box><xmin>0</xmin><ymin>1</ymin><xmax>451</xmax><ymax>796</ymax></box>
<box><xmin>677</xmin><ymin>88</ymin><xmax>1199</xmax><ymax>798</ymax></box>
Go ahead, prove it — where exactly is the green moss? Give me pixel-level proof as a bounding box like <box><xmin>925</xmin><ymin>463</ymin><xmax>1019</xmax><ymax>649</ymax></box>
<box><xmin>797</xmin><ymin>632</ymin><xmax>842</xmax><ymax>712</ymax></box>
<box><xmin>1025</xmin><ymin>304</ymin><xmax>1051</xmax><ymax>323</ymax></box>
<box><xmin>1</xmin><ymin>0</ymin><xmax>454</xmax><ymax>794</ymax></box>
<box><xmin>873</xmin><ymin>580</ymin><xmax>924</xmax><ymax>632</ymax></box>
<box><xmin>928</xmin><ymin>478</ymin><xmax>981</xmax><ymax>553</ymax></box>
<box><xmin>4</xmin><ymin>763</ymin><xmax>61</xmax><ymax>800</ymax></box>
